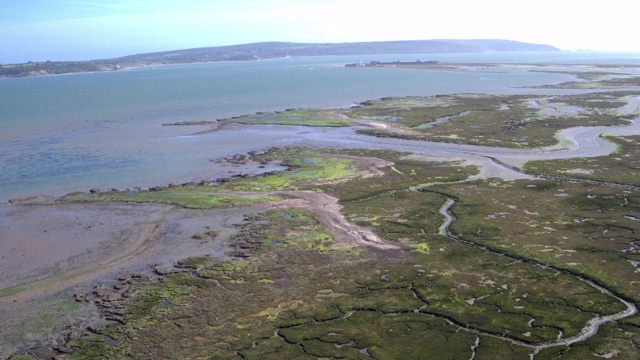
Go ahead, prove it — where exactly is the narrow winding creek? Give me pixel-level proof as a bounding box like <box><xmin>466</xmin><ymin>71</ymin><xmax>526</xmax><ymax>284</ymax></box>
<box><xmin>436</xmin><ymin>194</ymin><xmax>638</xmax><ymax>357</ymax></box>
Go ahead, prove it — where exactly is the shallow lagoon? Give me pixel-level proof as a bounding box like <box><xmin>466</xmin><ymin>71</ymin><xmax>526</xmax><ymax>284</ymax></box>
<box><xmin>1</xmin><ymin>52</ymin><xmax>639</xmax><ymax>202</ymax></box>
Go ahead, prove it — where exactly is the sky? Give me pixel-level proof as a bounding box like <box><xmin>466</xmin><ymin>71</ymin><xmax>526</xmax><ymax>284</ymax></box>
<box><xmin>1</xmin><ymin>0</ymin><xmax>638</xmax><ymax>64</ymax></box>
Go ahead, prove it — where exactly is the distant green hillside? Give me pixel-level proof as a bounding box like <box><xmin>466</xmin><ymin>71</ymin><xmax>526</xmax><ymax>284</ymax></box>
<box><xmin>0</xmin><ymin>39</ymin><xmax>558</xmax><ymax>78</ymax></box>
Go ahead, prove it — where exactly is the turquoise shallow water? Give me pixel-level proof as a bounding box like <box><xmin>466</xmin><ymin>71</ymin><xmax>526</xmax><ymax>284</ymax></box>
<box><xmin>1</xmin><ymin>52</ymin><xmax>639</xmax><ymax>202</ymax></box>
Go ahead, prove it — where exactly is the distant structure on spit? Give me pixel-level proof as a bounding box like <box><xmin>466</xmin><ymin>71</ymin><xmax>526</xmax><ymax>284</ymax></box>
<box><xmin>346</xmin><ymin>60</ymin><xmax>440</xmax><ymax>67</ymax></box>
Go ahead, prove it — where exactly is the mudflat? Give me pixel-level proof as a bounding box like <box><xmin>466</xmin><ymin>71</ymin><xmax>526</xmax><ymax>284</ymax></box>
<box><xmin>0</xmin><ymin>202</ymin><xmax>169</xmax><ymax>294</ymax></box>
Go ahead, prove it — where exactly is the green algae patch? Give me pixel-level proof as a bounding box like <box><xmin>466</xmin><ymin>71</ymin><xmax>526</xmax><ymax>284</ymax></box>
<box><xmin>124</xmin><ymin>192</ymin><xmax>282</xmax><ymax>209</ymax></box>
<box><xmin>67</xmin><ymin>274</ymin><xmax>202</xmax><ymax>360</ymax></box>
<box><xmin>1</xmin><ymin>295</ymin><xmax>87</xmax><ymax>358</ymax></box>
<box><xmin>242</xmin><ymin>118</ymin><xmax>350</xmax><ymax>127</ymax></box>
<box><xmin>227</xmin><ymin>108</ymin><xmax>351</xmax><ymax>127</ymax></box>
<box><xmin>196</xmin><ymin>259</ymin><xmax>254</xmax><ymax>281</ymax></box>
<box><xmin>9</xmin><ymin>356</ymin><xmax>40</xmax><ymax>360</ymax></box>
<box><xmin>176</xmin><ymin>256</ymin><xmax>215</xmax><ymax>269</ymax></box>
<box><xmin>127</xmin><ymin>274</ymin><xmax>198</xmax><ymax>323</ymax></box>
<box><xmin>65</xmin><ymin>275</ymin><xmax>199</xmax><ymax>358</ymax></box>
<box><xmin>266</xmin><ymin>208</ymin><xmax>316</xmax><ymax>225</ymax></box>
<box><xmin>62</xmin><ymin>189</ymin><xmax>283</xmax><ymax>209</ymax></box>
<box><xmin>263</xmin><ymin>208</ymin><xmax>335</xmax><ymax>253</ymax></box>
<box><xmin>219</xmin><ymin>155</ymin><xmax>358</xmax><ymax>191</ymax></box>
<box><xmin>413</xmin><ymin>243</ymin><xmax>431</xmax><ymax>254</ymax></box>
<box><xmin>297</xmin><ymin>231</ymin><xmax>334</xmax><ymax>253</ymax></box>
<box><xmin>65</xmin><ymin>338</ymin><xmax>117</xmax><ymax>360</ymax></box>
<box><xmin>357</xmin><ymin>95</ymin><xmax>456</xmax><ymax>109</ymax></box>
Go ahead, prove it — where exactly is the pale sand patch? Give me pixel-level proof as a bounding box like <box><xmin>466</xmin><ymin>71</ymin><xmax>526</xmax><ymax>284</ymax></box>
<box><xmin>566</xmin><ymin>168</ymin><xmax>595</xmax><ymax>175</ymax></box>
<box><xmin>401</xmin><ymin>153</ymin><xmax>534</xmax><ymax>181</ymax></box>
<box><xmin>267</xmin><ymin>191</ymin><xmax>400</xmax><ymax>251</ymax></box>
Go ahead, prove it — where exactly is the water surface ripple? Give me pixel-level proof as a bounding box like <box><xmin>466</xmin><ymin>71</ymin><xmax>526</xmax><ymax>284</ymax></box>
<box><xmin>2</xmin><ymin>52</ymin><xmax>640</xmax><ymax>202</ymax></box>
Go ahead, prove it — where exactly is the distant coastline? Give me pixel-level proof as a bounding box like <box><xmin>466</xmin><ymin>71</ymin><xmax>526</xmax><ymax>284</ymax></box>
<box><xmin>0</xmin><ymin>39</ymin><xmax>558</xmax><ymax>78</ymax></box>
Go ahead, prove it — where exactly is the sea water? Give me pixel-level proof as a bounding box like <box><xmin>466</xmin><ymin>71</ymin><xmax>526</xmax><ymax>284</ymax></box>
<box><xmin>1</xmin><ymin>52</ymin><xmax>639</xmax><ymax>202</ymax></box>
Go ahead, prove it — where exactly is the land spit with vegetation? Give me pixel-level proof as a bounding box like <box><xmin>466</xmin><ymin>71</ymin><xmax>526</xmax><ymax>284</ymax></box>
<box><xmin>0</xmin><ymin>39</ymin><xmax>556</xmax><ymax>78</ymax></box>
<box><xmin>3</xmin><ymin>64</ymin><xmax>640</xmax><ymax>359</ymax></box>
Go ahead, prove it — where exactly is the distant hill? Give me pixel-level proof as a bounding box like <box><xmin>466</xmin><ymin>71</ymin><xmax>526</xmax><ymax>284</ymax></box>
<box><xmin>0</xmin><ymin>39</ymin><xmax>559</xmax><ymax>78</ymax></box>
<box><xmin>431</xmin><ymin>39</ymin><xmax>559</xmax><ymax>52</ymax></box>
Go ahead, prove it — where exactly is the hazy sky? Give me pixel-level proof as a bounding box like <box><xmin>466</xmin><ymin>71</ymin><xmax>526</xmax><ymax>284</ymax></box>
<box><xmin>1</xmin><ymin>0</ymin><xmax>637</xmax><ymax>63</ymax></box>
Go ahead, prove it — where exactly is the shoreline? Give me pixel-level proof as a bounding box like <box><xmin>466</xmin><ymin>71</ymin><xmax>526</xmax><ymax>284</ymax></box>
<box><xmin>4</xmin><ymin>94</ymin><xmax>639</xmax><ymax>205</ymax></box>
<box><xmin>0</xmin><ymin>55</ymin><xmax>298</xmax><ymax>80</ymax></box>
<box><xmin>4</xmin><ymin>58</ymin><xmax>626</xmax><ymax>203</ymax></box>
<box><xmin>4</xmin><ymin>94</ymin><xmax>640</xmax><ymax>292</ymax></box>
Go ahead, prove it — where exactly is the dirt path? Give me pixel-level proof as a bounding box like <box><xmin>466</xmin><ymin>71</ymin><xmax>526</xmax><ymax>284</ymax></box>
<box><xmin>349</xmin><ymin>117</ymin><xmax>422</xmax><ymax>137</ymax></box>
<box><xmin>268</xmin><ymin>191</ymin><xmax>399</xmax><ymax>250</ymax></box>
<box><xmin>163</xmin><ymin>188</ymin><xmax>400</xmax><ymax>251</ymax></box>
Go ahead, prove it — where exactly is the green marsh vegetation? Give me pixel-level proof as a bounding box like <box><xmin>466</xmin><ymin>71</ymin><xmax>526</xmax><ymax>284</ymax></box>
<box><xmin>24</xmin><ymin>91</ymin><xmax>640</xmax><ymax>359</ymax></box>
<box><xmin>61</xmin><ymin>145</ymin><xmax>640</xmax><ymax>359</ymax></box>
<box><xmin>215</xmin><ymin>151</ymin><xmax>358</xmax><ymax>191</ymax></box>
<box><xmin>62</xmin><ymin>190</ymin><xmax>284</xmax><ymax>209</ymax></box>
<box><xmin>524</xmin><ymin>134</ymin><xmax>640</xmax><ymax>186</ymax></box>
<box><xmin>428</xmin><ymin>179</ymin><xmax>640</xmax><ymax>301</ymax></box>
<box><xmin>347</xmin><ymin>93</ymin><xmax>634</xmax><ymax>148</ymax></box>
<box><xmin>225</xmin><ymin>108</ymin><xmax>351</xmax><ymax>127</ymax></box>
<box><xmin>535</xmin><ymin>70</ymin><xmax>640</xmax><ymax>89</ymax></box>
<box><xmin>59</xmin><ymin>148</ymin><xmax>362</xmax><ymax>207</ymax></box>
